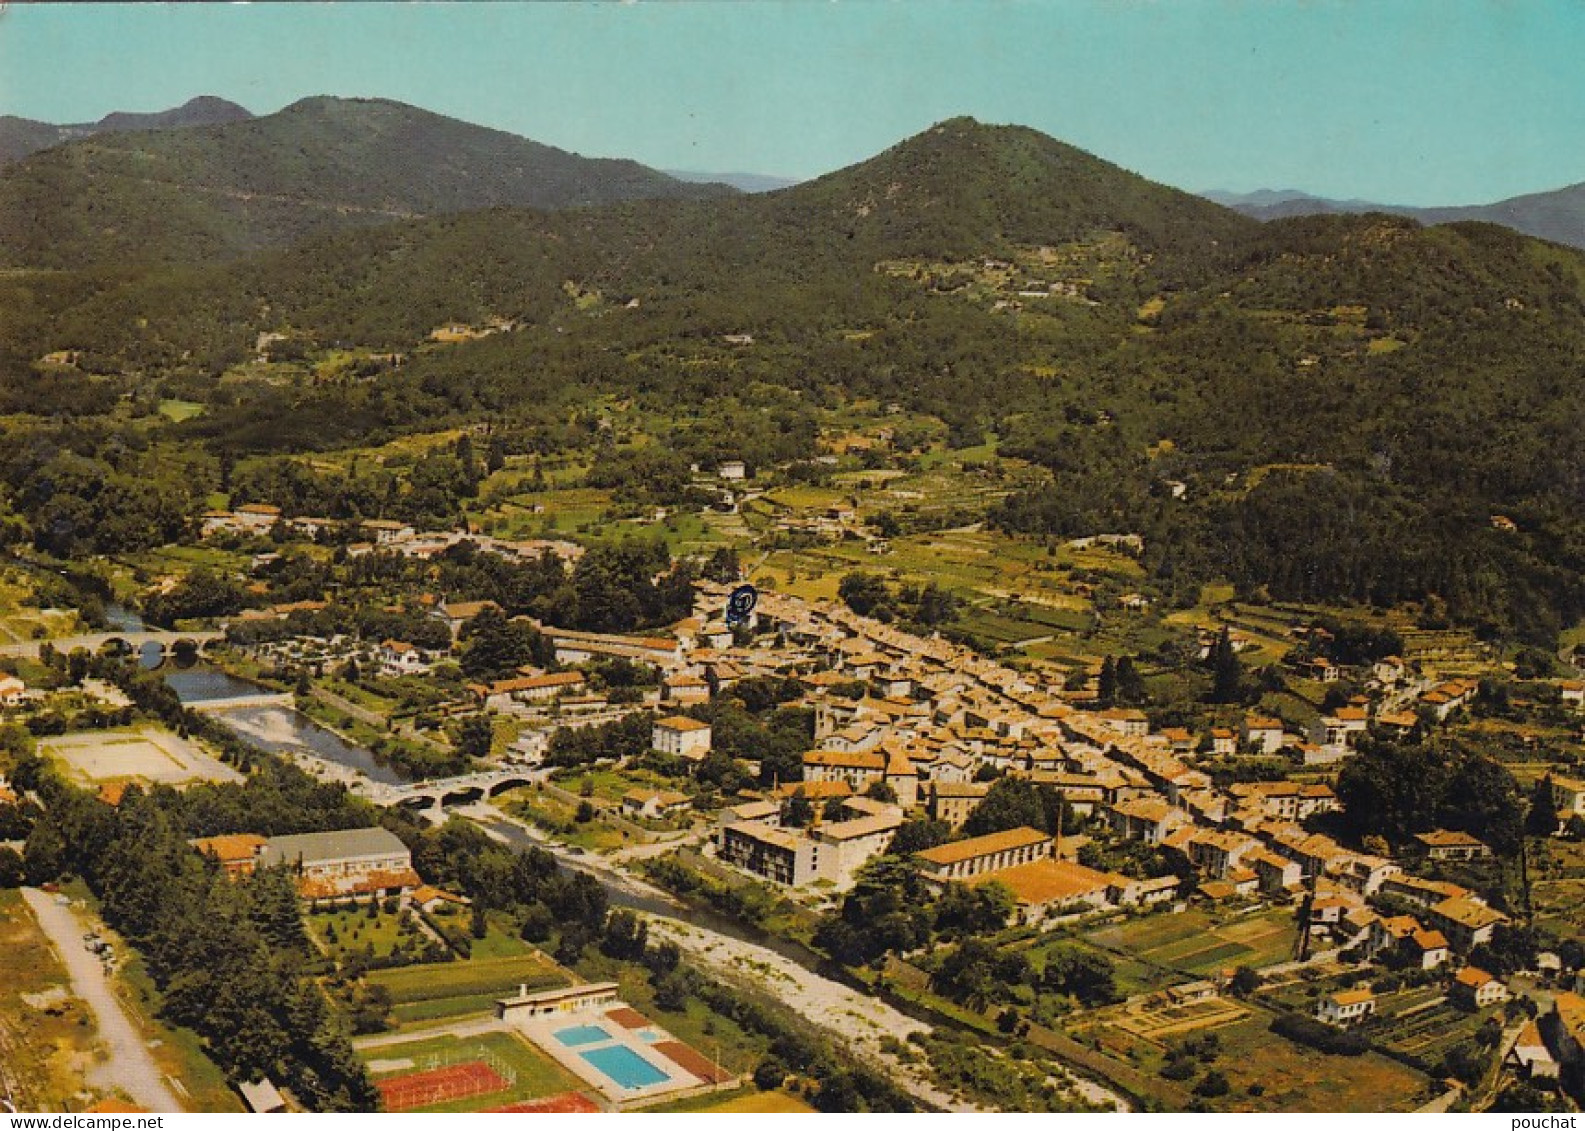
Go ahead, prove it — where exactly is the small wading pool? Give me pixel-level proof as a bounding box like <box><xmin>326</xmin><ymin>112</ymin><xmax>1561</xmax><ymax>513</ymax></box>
<box><xmin>580</xmin><ymin>1045</ymin><xmax>671</xmax><ymax>1089</ymax></box>
<box><xmin>554</xmin><ymin>1024</ymin><xmax>612</xmax><ymax>1048</ymax></box>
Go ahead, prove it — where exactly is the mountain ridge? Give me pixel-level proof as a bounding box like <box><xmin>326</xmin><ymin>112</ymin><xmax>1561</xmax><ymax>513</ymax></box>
<box><xmin>0</xmin><ymin>95</ymin><xmax>734</xmax><ymax>268</ymax></box>
<box><xmin>0</xmin><ymin>95</ymin><xmax>254</xmax><ymax>166</ymax></box>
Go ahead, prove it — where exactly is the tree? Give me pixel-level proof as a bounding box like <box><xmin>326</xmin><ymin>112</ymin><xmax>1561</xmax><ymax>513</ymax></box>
<box><xmin>889</xmin><ymin>819</ymin><xmax>953</xmax><ymax>856</ymax></box>
<box><xmin>459</xmin><ymin>607</ymin><xmax>552</xmax><ymax>680</ymax></box>
<box><xmin>933</xmin><ymin>881</ymin><xmax>1015</xmax><ymax>939</ymax></box>
<box><xmin>963</xmin><ymin>778</ymin><xmax>1048</xmax><ymax>837</ymax></box>
<box><xmin>753</xmin><ymin>1057</ymin><xmax>787</xmax><ymax>1091</ymax></box>
<box><xmin>601</xmin><ymin>909</ymin><xmax>649</xmax><ymax>960</ymax></box>
<box><xmin>455</xmin><ymin>714</ymin><xmax>494</xmax><ymax>761</ymax></box>
<box><xmin>1115</xmin><ymin>655</ymin><xmax>1147</xmax><ymax>705</ymax></box>
<box><xmin>1229</xmin><ymin>966</ymin><xmax>1261</xmax><ymax>996</ymax></box>
<box><xmin>1528</xmin><ymin>775</ymin><xmax>1560</xmax><ymax>838</ymax></box>
<box><xmin>1209</xmin><ymin>627</ymin><xmax>1243</xmax><ymax>704</ymax></box>
<box><xmin>1041</xmin><ymin>945</ymin><xmax>1119</xmax><ymax>1005</ymax></box>
<box><xmin>865</xmin><ymin>780</ymin><xmax>898</xmax><ymax>803</ymax></box>
<box><xmin>838</xmin><ymin>572</ymin><xmax>890</xmax><ymax>619</ymax></box>
<box><xmin>1097</xmin><ymin>656</ymin><xmax>1117</xmax><ymax>707</ymax></box>
<box><xmin>0</xmin><ymin>845</ymin><xmax>24</xmax><ymax>888</ymax></box>
<box><xmin>1193</xmin><ymin>1069</ymin><xmax>1230</xmax><ymax>1098</ymax></box>
<box><xmin>780</xmin><ymin>791</ymin><xmax>814</xmax><ymax>829</ymax></box>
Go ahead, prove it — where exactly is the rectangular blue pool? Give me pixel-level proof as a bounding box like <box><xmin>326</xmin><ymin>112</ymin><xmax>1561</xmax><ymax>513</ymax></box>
<box><xmin>581</xmin><ymin>1045</ymin><xmax>671</xmax><ymax>1089</ymax></box>
<box><xmin>554</xmin><ymin>1024</ymin><xmax>612</xmax><ymax>1047</ymax></box>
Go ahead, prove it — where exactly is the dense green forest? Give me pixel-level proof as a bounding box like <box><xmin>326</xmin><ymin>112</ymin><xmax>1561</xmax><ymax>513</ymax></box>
<box><xmin>4</xmin><ymin>115</ymin><xmax>1585</xmax><ymax>644</ymax></box>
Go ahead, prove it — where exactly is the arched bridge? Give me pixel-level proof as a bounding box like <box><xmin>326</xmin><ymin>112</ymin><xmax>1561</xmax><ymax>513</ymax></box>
<box><xmin>385</xmin><ymin>770</ymin><xmax>538</xmax><ymax>812</ymax></box>
<box><xmin>0</xmin><ymin>630</ymin><xmax>227</xmax><ymax>660</ymax></box>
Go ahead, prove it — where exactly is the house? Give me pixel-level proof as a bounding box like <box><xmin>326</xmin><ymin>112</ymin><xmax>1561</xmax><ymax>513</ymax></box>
<box><xmin>914</xmin><ymin>826</ymin><xmax>1051</xmax><ymax>885</ymax></box>
<box><xmin>363</xmin><ymin>519</ymin><xmax>416</xmax><ymax>546</ymax></box>
<box><xmin>1106</xmin><ymin>798</ymin><xmax>1189</xmax><ymax>844</ymax></box>
<box><xmin>1317</xmin><ymin>989</ymin><xmax>1376</xmax><ymax>1026</ymax></box>
<box><xmin>548</xmin><ymin>628</ymin><xmax>681</xmax><ymax>666</ymax></box>
<box><xmin>410</xmin><ymin>885</ymin><xmax>470</xmax><ymax>914</ymax></box>
<box><xmin>1505</xmin><ymin>1020</ymin><xmax>1559</xmax><ymax>1081</ymax></box>
<box><xmin>717</xmin><ymin>460</ymin><xmax>747</xmax><ymax>481</ymax></box>
<box><xmin>1408</xmin><ymin>928</ymin><xmax>1451</xmax><ymax>970</ymax></box>
<box><xmin>621</xmin><ymin>789</ymin><xmax>693</xmax><ymax>820</ymax></box>
<box><xmin>1247</xmin><ymin>847</ymin><xmax>1304</xmax><ymax>894</ymax></box>
<box><xmin>480</xmin><ymin>671</ymin><xmax>587</xmax><ymax>710</ymax></box>
<box><xmin>0</xmin><ymin>675</ymin><xmax>25</xmax><ymax>707</ymax></box>
<box><xmin>434</xmin><ymin>599</ymin><xmax>503</xmax><ymax>639</ymax></box>
<box><xmin>1373</xmin><ymin>656</ymin><xmax>1407</xmax><ymax>685</ymax></box>
<box><xmin>378</xmin><ymin>639</ymin><xmax>431</xmax><ymax>676</ymax></box>
<box><xmin>802</xmin><ymin>748</ymin><xmax>887</xmax><ymax>790</ymax></box>
<box><xmin>1540</xmin><ymin>991</ymin><xmax>1585</xmax><ymax>1077</ymax></box>
<box><xmin>238</xmin><ymin>1078</ymin><xmax>289</xmax><ymax>1114</ymax></box>
<box><xmin>1450</xmin><ymin>966</ymin><xmax>1508</xmax><ymax>1010</ymax></box>
<box><xmin>1208</xmin><ymin>728</ymin><xmax>1236</xmax><ymax>757</ymax></box>
<box><xmin>971</xmin><ymin>858</ymin><xmax>1118</xmax><ymax>920</ymax></box>
<box><xmin>718</xmin><ymin>804</ymin><xmax>901</xmax><ymax>888</ymax></box>
<box><xmin>1550</xmin><ymin>775</ymin><xmax>1585</xmax><ymax>820</ymax></box>
<box><xmin>1159</xmin><ymin>727</ymin><xmax>1196</xmax><ymax>755</ymax></box>
<box><xmin>1379</xmin><ymin>874</ymin><xmax>1473</xmax><ymax>909</ymax></box>
<box><xmin>1229</xmin><ymin>781</ymin><xmax>1338</xmax><ymax>822</ymax></box>
<box><xmin>1310</xmin><ymin>707</ymin><xmax>1369</xmax><ymax>750</ymax></box>
<box><xmin>190</xmin><ymin>833</ymin><xmax>268</xmax><ymax>877</ymax></box>
<box><xmin>927</xmin><ymin>781</ymin><xmax>991</xmax><ymax>829</ymax></box>
<box><xmin>1414</xmin><ymin>829</ymin><xmax>1492</xmax><ymax>861</ymax></box>
<box><xmin>1558</xmin><ymin>680</ymin><xmax>1585</xmax><ymax>710</ymax></box>
<box><xmin>882</xmin><ymin>747</ymin><xmax>920</xmax><ymax>809</ymax></box>
<box><xmin>233</xmin><ymin>503</ymin><xmax>282</xmax><ymax>532</ymax></box>
<box><xmin>256</xmin><ymin>827</ymin><xmax>417</xmax><ymax>898</ymax></box>
<box><xmin>1241</xmin><ymin>716</ymin><xmax>1286</xmax><ymax>755</ymax></box>
<box><xmin>652</xmin><ymin>716</ymin><xmax>713</xmax><ymax>761</ymax></box>
<box><xmin>1294</xmin><ymin>658</ymin><xmax>1341</xmax><ymax>683</ymax></box>
<box><xmin>1425</xmin><ymin>896</ymin><xmax>1508</xmax><ymax>951</ymax></box>
<box><xmin>663</xmin><ymin>673</ymin><xmax>711</xmax><ymax>704</ymax></box>
<box><xmin>1097</xmin><ymin>708</ymin><xmax>1149</xmax><ymax>739</ymax></box>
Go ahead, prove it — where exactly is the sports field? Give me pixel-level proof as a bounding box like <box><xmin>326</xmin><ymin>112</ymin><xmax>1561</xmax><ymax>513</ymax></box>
<box><xmin>40</xmin><ymin>727</ymin><xmax>241</xmax><ymax>788</ymax></box>
<box><xmin>365</xmin><ymin>1032</ymin><xmax>587</xmax><ymax>1114</ymax></box>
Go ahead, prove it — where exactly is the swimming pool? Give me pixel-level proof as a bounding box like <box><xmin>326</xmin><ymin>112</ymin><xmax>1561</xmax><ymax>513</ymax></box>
<box><xmin>554</xmin><ymin>1024</ymin><xmax>612</xmax><ymax>1048</ymax></box>
<box><xmin>580</xmin><ymin>1045</ymin><xmax>671</xmax><ymax>1089</ymax></box>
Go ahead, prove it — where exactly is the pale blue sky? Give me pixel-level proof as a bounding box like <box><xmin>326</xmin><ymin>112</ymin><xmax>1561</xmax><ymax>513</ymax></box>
<box><xmin>2</xmin><ymin>1</ymin><xmax>1583</xmax><ymax>205</ymax></box>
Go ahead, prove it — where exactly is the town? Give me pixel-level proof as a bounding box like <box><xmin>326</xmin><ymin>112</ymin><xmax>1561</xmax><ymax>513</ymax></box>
<box><xmin>2</xmin><ymin>479</ymin><xmax>1584</xmax><ymax>1114</ymax></box>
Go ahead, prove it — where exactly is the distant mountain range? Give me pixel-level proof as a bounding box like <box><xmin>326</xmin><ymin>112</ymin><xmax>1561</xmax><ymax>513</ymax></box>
<box><xmin>0</xmin><ymin>95</ymin><xmax>734</xmax><ymax>267</ymax></box>
<box><xmin>1203</xmin><ymin>183</ymin><xmax>1585</xmax><ymax>250</ymax></box>
<box><xmin>666</xmin><ymin>169</ymin><xmax>801</xmax><ymax>193</ymax></box>
<box><xmin>0</xmin><ymin>95</ymin><xmax>254</xmax><ymax>166</ymax></box>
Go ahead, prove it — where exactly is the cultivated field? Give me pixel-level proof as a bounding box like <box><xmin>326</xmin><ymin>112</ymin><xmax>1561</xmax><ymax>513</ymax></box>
<box><xmin>365</xmin><ymin>952</ymin><xmax>568</xmax><ymax>1026</ymax></box>
<box><xmin>1084</xmin><ymin>906</ymin><xmax>1299</xmax><ymax>977</ymax></box>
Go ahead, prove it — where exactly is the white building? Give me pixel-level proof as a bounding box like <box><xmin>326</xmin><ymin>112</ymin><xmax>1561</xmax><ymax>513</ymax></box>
<box><xmin>652</xmin><ymin>716</ymin><xmax>713</xmax><ymax>761</ymax></box>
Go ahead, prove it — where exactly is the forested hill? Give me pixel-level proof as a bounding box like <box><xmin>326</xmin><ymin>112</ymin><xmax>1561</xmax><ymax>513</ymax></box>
<box><xmin>0</xmin><ymin>95</ymin><xmax>735</xmax><ymax>268</ymax></box>
<box><xmin>0</xmin><ymin>96</ymin><xmax>254</xmax><ymax>167</ymax></box>
<box><xmin>6</xmin><ymin>116</ymin><xmax>1585</xmax><ymax>643</ymax></box>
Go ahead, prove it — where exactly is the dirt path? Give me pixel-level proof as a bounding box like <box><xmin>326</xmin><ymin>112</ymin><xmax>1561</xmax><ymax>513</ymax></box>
<box><xmin>20</xmin><ymin>889</ymin><xmax>184</xmax><ymax>1112</ymax></box>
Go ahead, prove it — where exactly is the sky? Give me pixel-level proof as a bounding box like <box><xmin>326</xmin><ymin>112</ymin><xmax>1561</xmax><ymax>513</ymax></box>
<box><xmin>2</xmin><ymin>1</ymin><xmax>1584</xmax><ymax>206</ymax></box>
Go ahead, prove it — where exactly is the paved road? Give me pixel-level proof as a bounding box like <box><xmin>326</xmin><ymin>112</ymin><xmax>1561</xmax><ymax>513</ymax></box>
<box><xmin>20</xmin><ymin>888</ymin><xmax>184</xmax><ymax>1112</ymax></box>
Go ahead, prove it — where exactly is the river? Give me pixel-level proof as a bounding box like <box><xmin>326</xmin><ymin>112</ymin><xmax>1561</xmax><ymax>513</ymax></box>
<box><xmin>104</xmin><ymin>602</ymin><xmax>413</xmax><ymax>787</ymax></box>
